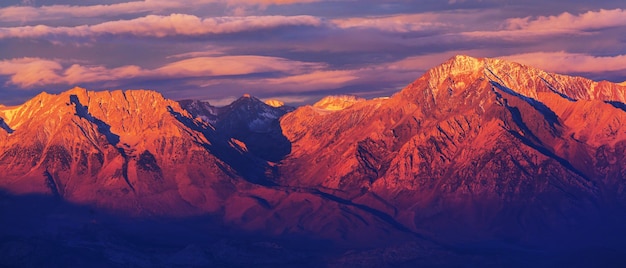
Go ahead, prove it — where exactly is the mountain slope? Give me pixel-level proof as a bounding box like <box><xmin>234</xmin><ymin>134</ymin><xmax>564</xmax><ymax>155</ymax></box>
<box><xmin>0</xmin><ymin>88</ymin><xmax>243</xmax><ymax>215</ymax></box>
<box><xmin>0</xmin><ymin>87</ymin><xmax>421</xmax><ymax>246</ymax></box>
<box><xmin>279</xmin><ymin>55</ymin><xmax>626</xmax><ymax>243</ymax></box>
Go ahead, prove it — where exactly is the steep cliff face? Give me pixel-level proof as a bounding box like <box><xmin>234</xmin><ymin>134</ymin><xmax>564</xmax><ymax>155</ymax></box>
<box><xmin>0</xmin><ymin>88</ymin><xmax>244</xmax><ymax>215</ymax></box>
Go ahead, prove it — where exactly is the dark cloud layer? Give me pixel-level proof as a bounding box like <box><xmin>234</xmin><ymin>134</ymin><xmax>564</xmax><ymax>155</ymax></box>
<box><xmin>0</xmin><ymin>0</ymin><xmax>625</xmax><ymax>106</ymax></box>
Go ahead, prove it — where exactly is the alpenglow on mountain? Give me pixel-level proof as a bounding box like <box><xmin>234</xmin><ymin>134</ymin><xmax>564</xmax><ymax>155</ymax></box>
<box><xmin>2</xmin><ymin>55</ymin><xmax>626</xmax><ymax>267</ymax></box>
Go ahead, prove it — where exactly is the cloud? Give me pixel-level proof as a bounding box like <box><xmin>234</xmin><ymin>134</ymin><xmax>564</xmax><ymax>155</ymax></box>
<box><xmin>0</xmin><ymin>55</ymin><xmax>325</xmax><ymax>88</ymax></box>
<box><xmin>0</xmin><ymin>1</ymin><xmax>177</xmax><ymax>22</ymax></box>
<box><xmin>63</xmin><ymin>64</ymin><xmax>144</xmax><ymax>85</ymax></box>
<box><xmin>166</xmin><ymin>48</ymin><xmax>229</xmax><ymax>59</ymax></box>
<box><xmin>0</xmin><ymin>13</ymin><xmax>322</xmax><ymax>39</ymax></box>
<box><xmin>242</xmin><ymin>53</ymin><xmax>454</xmax><ymax>94</ymax></box>
<box><xmin>331</xmin><ymin>10</ymin><xmax>498</xmax><ymax>33</ymax></box>
<box><xmin>0</xmin><ymin>58</ymin><xmax>64</xmax><ymax>87</ymax></box>
<box><xmin>226</xmin><ymin>0</ymin><xmax>320</xmax><ymax>6</ymax></box>
<box><xmin>501</xmin><ymin>51</ymin><xmax>626</xmax><ymax>74</ymax></box>
<box><xmin>504</xmin><ymin>8</ymin><xmax>626</xmax><ymax>32</ymax></box>
<box><xmin>155</xmin><ymin>55</ymin><xmax>325</xmax><ymax>77</ymax></box>
<box><xmin>261</xmin><ymin>70</ymin><xmax>359</xmax><ymax>91</ymax></box>
<box><xmin>91</xmin><ymin>14</ymin><xmax>322</xmax><ymax>37</ymax></box>
<box><xmin>0</xmin><ymin>57</ymin><xmax>145</xmax><ymax>87</ymax></box>
<box><xmin>463</xmin><ymin>8</ymin><xmax>626</xmax><ymax>40</ymax></box>
<box><xmin>332</xmin><ymin>14</ymin><xmax>448</xmax><ymax>33</ymax></box>
<box><xmin>0</xmin><ymin>0</ymin><xmax>323</xmax><ymax>22</ymax></box>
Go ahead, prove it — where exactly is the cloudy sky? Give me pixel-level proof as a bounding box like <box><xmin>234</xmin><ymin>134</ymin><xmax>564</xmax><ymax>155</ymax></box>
<box><xmin>0</xmin><ymin>0</ymin><xmax>625</xmax><ymax>106</ymax></box>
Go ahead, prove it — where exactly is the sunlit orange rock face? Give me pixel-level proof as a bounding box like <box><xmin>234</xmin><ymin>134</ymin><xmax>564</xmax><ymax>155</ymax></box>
<box><xmin>279</xmin><ymin>55</ymin><xmax>626</xmax><ymax>241</ymax></box>
<box><xmin>0</xmin><ymin>88</ymin><xmax>239</xmax><ymax>215</ymax></box>
<box><xmin>2</xmin><ymin>55</ymin><xmax>626</xmax><ymax>245</ymax></box>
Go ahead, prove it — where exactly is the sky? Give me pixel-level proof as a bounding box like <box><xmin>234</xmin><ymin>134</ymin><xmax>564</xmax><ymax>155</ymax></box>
<box><xmin>0</xmin><ymin>0</ymin><xmax>625</xmax><ymax>106</ymax></box>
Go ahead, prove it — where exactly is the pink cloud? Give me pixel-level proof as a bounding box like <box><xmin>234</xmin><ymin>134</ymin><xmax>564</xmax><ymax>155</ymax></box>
<box><xmin>63</xmin><ymin>64</ymin><xmax>144</xmax><ymax>85</ymax></box>
<box><xmin>243</xmin><ymin>54</ymin><xmax>459</xmax><ymax>94</ymax></box>
<box><xmin>0</xmin><ymin>1</ymin><xmax>177</xmax><ymax>22</ymax></box>
<box><xmin>0</xmin><ymin>14</ymin><xmax>322</xmax><ymax>39</ymax></box>
<box><xmin>0</xmin><ymin>58</ymin><xmax>146</xmax><ymax>87</ymax></box>
<box><xmin>0</xmin><ymin>24</ymin><xmax>91</xmax><ymax>39</ymax></box>
<box><xmin>331</xmin><ymin>10</ymin><xmax>496</xmax><ymax>33</ymax></box>
<box><xmin>501</xmin><ymin>51</ymin><xmax>626</xmax><ymax>74</ymax></box>
<box><xmin>155</xmin><ymin>56</ymin><xmax>325</xmax><ymax>77</ymax></box>
<box><xmin>92</xmin><ymin>14</ymin><xmax>322</xmax><ymax>37</ymax></box>
<box><xmin>261</xmin><ymin>70</ymin><xmax>359</xmax><ymax>91</ymax></box>
<box><xmin>226</xmin><ymin>0</ymin><xmax>320</xmax><ymax>6</ymax></box>
<box><xmin>464</xmin><ymin>8</ymin><xmax>626</xmax><ymax>40</ymax></box>
<box><xmin>332</xmin><ymin>14</ymin><xmax>447</xmax><ymax>33</ymax></box>
<box><xmin>0</xmin><ymin>58</ymin><xmax>64</xmax><ymax>87</ymax></box>
<box><xmin>0</xmin><ymin>55</ymin><xmax>325</xmax><ymax>88</ymax></box>
<box><xmin>504</xmin><ymin>8</ymin><xmax>626</xmax><ymax>32</ymax></box>
<box><xmin>0</xmin><ymin>0</ymin><xmax>322</xmax><ymax>22</ymax></box>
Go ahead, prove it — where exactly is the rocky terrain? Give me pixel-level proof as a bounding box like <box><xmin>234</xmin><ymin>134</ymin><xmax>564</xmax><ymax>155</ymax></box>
<box><xmin>2</xmin><ymin>55</ymin><xmax>626</xmax><ymax>266</ymax></box>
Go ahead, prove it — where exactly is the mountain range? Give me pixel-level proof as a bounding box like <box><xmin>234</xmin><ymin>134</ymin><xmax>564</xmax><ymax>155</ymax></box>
<box><xmin>2</xmin><ymin>55</ymin><xmax>626</xmax><ymax>267</ymax></box>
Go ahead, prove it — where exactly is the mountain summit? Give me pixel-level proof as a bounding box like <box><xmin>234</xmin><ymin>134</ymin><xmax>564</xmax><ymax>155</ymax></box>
<box><xmin>2</xmin><ymin>56</ymin><xmax>626</xmax><ymax>266</ymax></box>
<box><xmin>418</xmin><ymin>55</ymin><xmax>626</xmax><ymax>102</ymax></box>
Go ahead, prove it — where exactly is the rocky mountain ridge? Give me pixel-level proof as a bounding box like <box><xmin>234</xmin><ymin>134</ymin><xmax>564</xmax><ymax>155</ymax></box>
<box><xmin>2</xmin><ymin>55</ymin><xmax>626</xmax><ymax>266</ymax></box>
<box><xmin>280</xmin><ymin>54</ymin><xmax>626</xmax><ymax>243</ymax></box>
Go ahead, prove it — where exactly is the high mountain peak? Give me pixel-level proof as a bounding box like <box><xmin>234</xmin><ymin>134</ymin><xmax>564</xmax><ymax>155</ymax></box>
<box><xmin>410</xmin><ymin>55</ymin><xmax>626</xmax><ymax>103</ymax></box>
<box><xmin>443</xmin><ymin>55</ymin><xmax>485</xmax><ymax>71</ymax></box>
<box><xmin>440</xmin><ymin>54</ymin><xmax>526</xmax><ymax>73</ymax></box>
